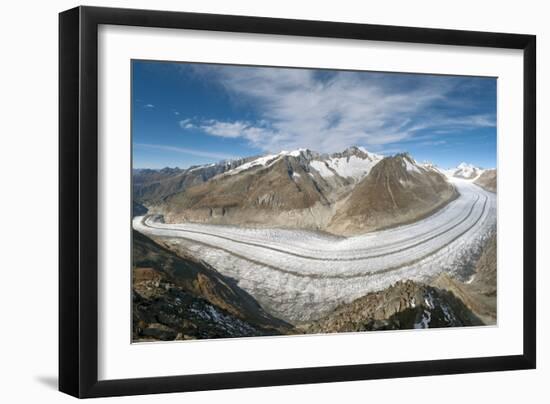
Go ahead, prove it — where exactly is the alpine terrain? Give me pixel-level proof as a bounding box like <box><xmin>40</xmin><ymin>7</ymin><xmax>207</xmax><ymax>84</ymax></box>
<box><xmin>132</xmin><ymin>147</ymin><xmax>497</xmax><ymax>340</ymax></box>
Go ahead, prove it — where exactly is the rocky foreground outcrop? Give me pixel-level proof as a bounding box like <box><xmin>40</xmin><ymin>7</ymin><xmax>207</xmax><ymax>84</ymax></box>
<box><xmin>132</xmin><ymin>231</ymin><xmax>292</xmax><ymax>341</ymax></box>
<box><xmin>301</xmin><ymin>230</ymin><xmax>497</xmax><ymax>333</ymax></box>
<box><xmin>300</xmin><ymin>280</ymin><xmax>483</xmax><ymax>333</ymax></box>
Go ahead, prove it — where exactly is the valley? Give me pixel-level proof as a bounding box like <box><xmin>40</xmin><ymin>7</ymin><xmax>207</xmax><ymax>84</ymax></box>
<box><xmin>133</xmin><ymin>156</ymin><xmax>496</xmax><ymax>324</ymax></box>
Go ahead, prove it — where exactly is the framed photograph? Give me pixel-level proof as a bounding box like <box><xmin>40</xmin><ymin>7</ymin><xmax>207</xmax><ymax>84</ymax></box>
<box><xmin>59</xmin><ymin>6</ymin><xmax>536</xmax><ymax>398</ymax></box>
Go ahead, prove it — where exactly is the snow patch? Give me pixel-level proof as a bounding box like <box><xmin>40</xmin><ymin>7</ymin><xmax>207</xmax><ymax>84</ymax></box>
<box><xmin>285</xmin><ymin>148</ymin><xmax>308</xmax><ymax>157</ymax></box>
<box><xmin>226</xmin><ymin>154</ymin><xmax>281</xmax><ymax>174</ymax></box>
<box><xmin>403</xmin><ymin>158</ymin><xmax>422</xmax><ymax>174</ymax></box>
<box><xmin>414</xmin><ymin>310</ymin><xmax>432</xmax><ymax>329</ymax></box>
<box><xmin>310</xmin><ymin>161</ymin><xmax>335</xmax><ymax>178</ymax></box>
<box><xmin>324</xmin><ymin>155</ymin><xmax>381</xmax><ymax>180</ymax></box>
<box><xmin>424</xmin><ymin>292</ymin><xmax>435</xmax><ymax>309</ymax></box>
<box><xmin>189</xmin><ymin>163</ymin><xmax>215</xmax><ymax>172</ymax></box>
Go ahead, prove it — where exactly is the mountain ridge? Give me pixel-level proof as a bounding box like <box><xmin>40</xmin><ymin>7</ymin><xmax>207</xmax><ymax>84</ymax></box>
<box><xmin>147</xmin><ymin>149</ymin><xmax>461</xmax><ymax>236</ymax></box>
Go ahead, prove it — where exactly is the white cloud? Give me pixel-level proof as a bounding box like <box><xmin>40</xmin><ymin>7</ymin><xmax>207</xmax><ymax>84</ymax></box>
<box><xmin>144</xmin><ymin>103</ymin><xmax>155</xmax><ymax>108</ymax></box>
<box><xmin>180</xmin><ymin>118</ymin><xmax>277</xmax><ymax>146</ymax></box>
<box><xmin>181</xmin><ymin>66</ymin><xmax>495</xmax><ymax>153</ymax></box>
<box><xmin>135</xmin><ymin>143</ymin><xmax>236</xmax><ymax>160</ymax></box>
<box><xmin>178</xmin><ymin>118</ymin><xmax>195</xmax><ymax>129</ymax></box>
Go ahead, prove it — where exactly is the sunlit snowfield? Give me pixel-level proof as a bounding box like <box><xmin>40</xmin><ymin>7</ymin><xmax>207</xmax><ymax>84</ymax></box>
<box><xmin>134</xmin><ymin>178</ymin><xmax>496</xmax><ymax>322</ymax></box>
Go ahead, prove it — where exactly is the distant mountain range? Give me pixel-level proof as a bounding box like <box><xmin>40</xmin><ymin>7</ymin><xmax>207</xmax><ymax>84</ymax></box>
<box><xmin>445</xmin><ymin>162</ymin><xmax>484</xmax><ymax>180</ymax></box>
<box><xmin>443</xmin><ymin>162</ymin><xmax>497</xmax><ymax>192</ymax></box>
<box><xmin>133</xmin><ymin>156</ymin><xmax>257</xmax><ymax>203</ymax></box>
<box><xmin>133</xmin><ymin>147</ymin><xmax>494</xmax><ymax>235</ymax></box>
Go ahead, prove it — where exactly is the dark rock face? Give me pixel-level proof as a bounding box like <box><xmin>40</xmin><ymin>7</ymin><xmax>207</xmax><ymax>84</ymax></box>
<box><xmin>132</xmin><ymin>201</ymin><xmax>148</xmax><ymax>217</ymax></box>
<box><xmin>133</xmin><ymin>279</ymin><xmax>273</xmax><ymax>341</ymax></box>
<box><xmin>132</xmin><ymin>231</ymin><xmax>293</xmax><ymax>342</ymax></box>
<box><xmin>302</xmin><ymin>280</ymin><xmax>483</xmax><ymax>334</ymax></box>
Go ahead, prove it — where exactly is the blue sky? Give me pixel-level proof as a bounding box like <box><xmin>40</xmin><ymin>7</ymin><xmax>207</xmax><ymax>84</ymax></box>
<box><xmin>132</xmin><ymin>60</ymin><xmax>497</xmax><ymax>169</ymax></box>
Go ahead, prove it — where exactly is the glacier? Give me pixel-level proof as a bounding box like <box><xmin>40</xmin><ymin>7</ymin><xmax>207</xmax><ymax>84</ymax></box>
<box><xmin>133</xmin><ymin>178</ymin><xmax>496</xmax><ymax>323</ymax></box>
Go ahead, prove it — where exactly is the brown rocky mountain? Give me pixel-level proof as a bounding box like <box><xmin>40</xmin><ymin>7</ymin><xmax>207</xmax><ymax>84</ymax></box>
<box><xmin>133</xmin><ymin>157</ymin><xmax>257</xmax><ymax>204</ymax></box>
<box><xmin>153</xmin><ymin>147</ymin><xmax>383</xmax><ymax>231</ymax></box>
<box><xmin>132</xmin><ymin>230</ymin><xmax>293</xmax><ymax>341</ymax></box>
<box><xmin>327</xmin><ymin>153</ymin><xmax>457</xmax><ymax>235</ymax></box>
<box><xmin>474</xmin><ymin>169</ymin><xmax>497</xmax><ymax>192</ymax></box>
<box><xmin>144</xmin><ymin>150</ymin><xmax>456</xmax><ymax>236</ymax></box>
<box><xmin>301</xmin><ymin>279</ymin><xmax>483</xmax><ymax>333</ymax></box>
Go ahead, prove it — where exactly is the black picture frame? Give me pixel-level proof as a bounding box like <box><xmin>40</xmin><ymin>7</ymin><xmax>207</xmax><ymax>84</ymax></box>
<box><xmin>59</xmin><ymin>5</ymin><xmax>536</xmax><ymax>398</ymax></box>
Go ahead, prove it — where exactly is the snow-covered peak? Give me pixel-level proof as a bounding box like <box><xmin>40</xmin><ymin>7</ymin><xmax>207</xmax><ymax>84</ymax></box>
<box><xmin>457</xmin><ymin>162</ymin><xmax>476</xmax><ymax>171</ymax></box>
<box><xmin>401</xmin><ymin>154</ymin><xmax>422</xmax><ymax>174</ymax></box>
<box><xmin>311</xmin><ymin>147</ymin><xmax>383</xmax><ymax>181</ymax></box>
<box><xmin>224</xmin><ymin>153</ymin><xmax>282</xmax><ymax>175</ymax></box>
<box><xmin>338</xmin><ymin>146</ymin><xmax>383</xmax><ymax>161</ymax></box>
<box><xmin>222</xmin><ymin>148</ymin><xmax>315</xmax><ymax>176</ymax></box>
<box><xmin>221</xmin><ymin>146</ymin><xmax>385</xmax><ymax>181</ymax></box>
<box><xmin>447</xmin><ymin>162</ymin><xmax>483</xmax><ymax>180</ymax></box>
<box><xmin>420</xmin><ymin>161</ymin><xmax>445</xmax><ymax>174</ymax></box>
<box><xmin>281</xmin><ymin>148</ymin><xmax>310</xmax><ymax>157</ymax></box>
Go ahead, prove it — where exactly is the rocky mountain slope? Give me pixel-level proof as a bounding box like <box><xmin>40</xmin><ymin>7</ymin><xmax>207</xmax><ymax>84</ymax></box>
<box><xmin>474</xmin><ymin>169</ymin><xmax>497</xmax><ymax>192</ymax></box>
<box><xmin>301</xmin><ymin>280</ymin><xmax>483</xmax><ymax>333</ymax></box>
<box><xmin>132</xmin><ymin>230</ymin><xmax>293</xmax><ymax>341</ymax></box>
<box><xmin>133</xmin><ymin>157</ymin><xmax>256</xmax><ymax>204</ymax></box>
<box><xmin>153</xmin><ymin>147</ymin><xmax>383</xmax><ymax>231</ymax></box>
<box><xmin>132</xmin><ymin>200</ymin><xmax>148</xmax><ymax>217</ymax></box>
<box><xmin>431</xmin><ymin>232</ymin><xmax>497</xmax><ymax>325</ymax></box>
<box><xmin>327</xmin><ymin>153</ymin><xmax>457</xmax><ymax>235</ymax></box>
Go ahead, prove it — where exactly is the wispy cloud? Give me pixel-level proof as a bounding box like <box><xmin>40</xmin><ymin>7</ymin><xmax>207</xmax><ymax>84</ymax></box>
<box><xmin>144</xmin><ymin>103</ymin><xmax>155</xmax><ymax>108</ymax></box>
<box><xmin>179</xmin><ymin>65</ymin><xmax>495</xmax><ymax>153</ymax></box>
<box><xmin>180</xmin><ymin>118</ymin><xmax>276</xmax><ymax>144</ymax></box>
<box><xmin>134</xmin><ymin>143</ymin><xmax>237</xmax><ymax>160</ymax></box>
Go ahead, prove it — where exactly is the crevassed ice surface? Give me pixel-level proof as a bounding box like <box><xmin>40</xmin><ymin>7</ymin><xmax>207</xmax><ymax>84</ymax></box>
<box><xmin>133</xmin><ymin>179</ymin><xmax>496</xmax><ymax>322</ymax></box>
